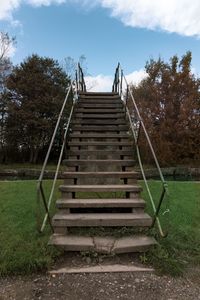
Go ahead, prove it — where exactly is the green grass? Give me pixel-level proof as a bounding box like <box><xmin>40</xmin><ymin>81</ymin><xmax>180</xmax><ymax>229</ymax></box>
<box><xmin>0</xmin><ymin>180</ymin><xmax>199</xmax><ymax>276</ymax></box>
<box><xmin>0</xmin><ymin>180</ymin><xmax>61</xmax><ymax>276</ymax></box>
<box><xmin>0</xmin><ymin>163</ymin><xmax>59</xmax><ymax>170</ymax></box>
<box><xmin>141</xmin><ymin>180</ymin><xmax>200</xmax><ymax>275</ymax></box>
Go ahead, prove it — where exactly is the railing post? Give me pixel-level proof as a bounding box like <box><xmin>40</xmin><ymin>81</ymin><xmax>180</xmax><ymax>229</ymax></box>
<box><xmin>75</xmin><ymin>70</ymin><xmax>78</xmax><ymax>92</ymax></box>
<box><xmin>120</xmin><ymin>69</ymin><xmax>123</xmax><ymax>97</ymax></box>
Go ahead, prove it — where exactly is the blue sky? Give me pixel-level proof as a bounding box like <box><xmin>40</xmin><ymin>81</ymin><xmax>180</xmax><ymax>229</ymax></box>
<box><xmin>1</xmin><ymin>0</ymin><xmax>200</xmax><ymax>91</ymax></box>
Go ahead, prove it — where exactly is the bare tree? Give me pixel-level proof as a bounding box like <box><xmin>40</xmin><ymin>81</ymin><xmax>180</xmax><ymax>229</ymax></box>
<box><xmin>0</xmin><ymin>32</ymin><xmax>15</xmax><ymax>162</ymax></box>
<box><xmin>0</xmin><ymin>32</ymin><xmax>15</xmax><ymax>63</ymax></box>
<box><xmin>61</xmin><ymin>54</ymin><xmax>88</xmax><ymax>81</ymax></box>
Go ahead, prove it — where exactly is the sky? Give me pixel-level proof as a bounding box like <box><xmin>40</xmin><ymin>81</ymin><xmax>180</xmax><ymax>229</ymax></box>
<box><xmin>1</xmin><ymin>0</ymin><xmax>200</xmax><ymax>91</ymax></box>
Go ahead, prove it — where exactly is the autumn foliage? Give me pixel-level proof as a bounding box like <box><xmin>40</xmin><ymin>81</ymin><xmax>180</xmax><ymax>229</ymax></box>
<box><xmin>130</xmin><ymin>52</ymin><xmax>200</xmax><ymax>166</ymax></box>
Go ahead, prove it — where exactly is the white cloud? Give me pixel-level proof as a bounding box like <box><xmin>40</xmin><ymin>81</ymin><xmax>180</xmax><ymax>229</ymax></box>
<box><xmin>0</xmin><ymin>0</ymin><xmax>21</xmax><ymax>21</ymax></box>
<box><xmin>0</xmin><ymin>0</ymin><xmax>66</xmax><ymax>22</ymax></box>
<box><xmin>1</xmin><ymin>0</ymin><xmax>200</xmax><ymax>37</ymax></box>
<box><xmin>85</xmin><ymin>69</ymin><xmax>147</xmax><ymax>92</ymax></box>
<box><xmin>85</xmin><ymin>74</ymin><xmax>113</xmax><ymax>92</ymax></box>
<box><xmin>99</xmin><ymin>0</ymin><xmax>200</xmax><ymax>37</ymax></box>
<box><xmin>126</xmin><ymin>69</ymin><xmax>148</xmax><ymax>86</ymax></box>
<box><xmin>27</xmin><ymin>0</ymin><xmax>65</xmax><ymax>7</ymax></box>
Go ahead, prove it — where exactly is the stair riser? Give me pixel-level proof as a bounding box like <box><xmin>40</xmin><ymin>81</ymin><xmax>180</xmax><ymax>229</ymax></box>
<box><xmin>68</xmin><ymin>142</ymin><xmax>133</xmax><ymax>145</ymax></box>
<box><xmin>75</xmin><ymin>109</ymin><xmax>123</xmax><ymax>113</ymax></box>
<box><xmin>69</xmin><ymin>134</ymin><xmax>130</xmax><ymax>138</ymax></box>
<box><xmin>53</xmin><ymin>219</ymin><xmax>152</xmax><ymax>228</ymax></box>
<box><xmin>78</xmin><ymin>104</ymin><xmax>123</xmax><ymax>108</ymax></box>
<box><xmin>63</xmin><ymin>171</ymin><xmax>137</xmax><ymax>177</ymax></box>
<box><xmin>66</xmin><ymin>156</ymin><xmax>134</xmax><ymax>161</ymax></box>
<box><xmin>79</xmin><ymin>96</ymin><xmax>120</xmax><ymax>100</ymax></box>
<box><xmin>72</xmin><ymin>120</ymin><xmax>127</xmax><ymax>125</ymax></box>
<box><xmin>69</xmin><ymin>138</ymin><xmax>130</xmax><ymax>143</ymax></box>
<box><xmin>79</xmin><ymin>94</ymin><xmax>120</xmax><ymax>98</ymax></box>
<box><xmin>66</xmin><ymin>150</ymin><xmax>134</xmax><ymax>156</ymax></box>
<box><xmin>63</xmin><ymin>161</ymin><xmax>135</xmax><ymax>167</ymax></box>
<box><xmin>79</xmin><ymin>100</ymin><xmax>122</xmax><ymax>104</ymax></box>
<box><xmin>71</xmin><ymin>126</ymin><xmax>129</xmax><ymax>131</ymax></box>
<box><xmin>79</xmin><ymin>92</ymin><xmax>118</xmax><ymax>96</ymax></box>
<box><xmin>74</xmin><ymin>114</ymin><xmax>125</xmax><ymax>119</ymax></box>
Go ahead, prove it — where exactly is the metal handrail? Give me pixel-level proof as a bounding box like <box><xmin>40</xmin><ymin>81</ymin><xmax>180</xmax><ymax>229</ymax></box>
<box><xmin>37</xmin><ymin>65</ymin><xmax>87</xmax><ymax>233</ymax></box>
<box><xmin>36</xmin><ymin>84</ymin><xmax>74</xmax><ymax>232</ymax></box>
<box><xmin>113</xmin><ymin>63</ymin><xmax>168</xmax><ymax>237</ymax></box>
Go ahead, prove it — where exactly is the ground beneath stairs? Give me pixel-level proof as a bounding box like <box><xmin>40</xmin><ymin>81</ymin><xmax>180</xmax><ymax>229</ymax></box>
<box><xmin>0</xmin><ymin>253</ymin><xmax>200</xmax><ymax>300</ymax></box>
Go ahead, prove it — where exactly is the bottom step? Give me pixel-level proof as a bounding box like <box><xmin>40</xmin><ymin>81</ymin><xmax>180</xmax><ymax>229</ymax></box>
<box><xmin>49</xmin><ymin>234</ymin><xmax>157</xmax><ymax>254</ymax></box>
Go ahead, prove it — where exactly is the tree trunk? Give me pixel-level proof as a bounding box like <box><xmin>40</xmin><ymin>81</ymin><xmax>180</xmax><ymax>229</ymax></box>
<box><xmin>33</xmin><ymin>148</ymin><xmax>39</xmax><ymax>164</ymax></box>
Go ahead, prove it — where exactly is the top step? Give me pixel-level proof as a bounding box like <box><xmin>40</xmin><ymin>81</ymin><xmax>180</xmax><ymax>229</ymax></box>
<box><xmin>79</xmin><ymin>92</ymin><xmax>118</xmax><ymax>97</ymax></box>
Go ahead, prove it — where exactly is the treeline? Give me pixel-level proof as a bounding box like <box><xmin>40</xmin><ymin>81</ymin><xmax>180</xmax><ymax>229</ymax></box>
<box><xmin>0</xmin><ymin>33</ymin><xmax>71</xmax><ymax>163</ymax></box>
<box><xmin>130</xmin><ymin>52</ymin><xmax>200</xmax><ymax>166</ymax></box>
<box><xmin>0</xmin><ymin>32</ymin><xmax>199</xmax><ymax>165</ymax></box>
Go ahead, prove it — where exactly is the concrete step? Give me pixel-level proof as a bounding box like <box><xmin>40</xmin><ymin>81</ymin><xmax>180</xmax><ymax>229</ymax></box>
<box><xmin>71</xmin><ymin>125</ymin><xmax>129</xmax><ymax>132</ymax></box>
<box><xmin>69</xmin><ymin>133</ymin><xmax>130</xmax><ymax>138</ymax></box>
<box><xmin>52</xmin><ymin>212</ymin><xmax>152</xmax><ymax>227</ymax></box>
<box><xmin>74</xmin><ymin>113</ymin><xmax>125</xmax><ymax>119</ymax></box>
<box><xmin>68</xmin><ymin>141</ymin><xmax>132</xmax><ymax>146</ymax></box>
<box><xmin>56</xmin><ymin>198</ymin><xmax>145</xmax><ymax>209</ymax></box>
<box><xmin>66</xmin><ymin>150</ymin><xmax>134</xmax><ymax>156</ymax></box>
<box><xmin>49</xmin><ymin>234</ymin><xmax>156</xmax><ymax>253</ymax></box>
<box><xmin>75</xmin><ymin>108</ymin><xmax>123</xmax><ymax>113</ymax></box>
<box><xmin>63</xmin><ymin>160</ymin><xmax>135</xmax><ymax>167</ymax></box>
<box><xmin>59</xmin><ymin>184</ymin><xmax>142</xmax><ymax>193</ymax></box>
<box><xmin>72</xmin><ymin>119</ymin><xmax>127</xmax><ymax>125</ymax></box>
<box><xmin>63</xmin><ymin>171</ymin><xmax>138</xmax><ymax>179</ymax></box>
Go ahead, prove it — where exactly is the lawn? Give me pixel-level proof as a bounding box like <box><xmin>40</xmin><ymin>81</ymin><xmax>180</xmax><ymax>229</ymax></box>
<box><xmin>141</xmin><ymin>181</ymin><xmax>200</xmax><ymax>275</ymax></box>
<box><xmin>0</xmin><ymin>180</ymin><xmax>61</xmax><ymax>276</ymax></box>
<box><xmin>0</xmin><ymin>180</ymin><xmax>199</xmax><ymax>276</ymax></box>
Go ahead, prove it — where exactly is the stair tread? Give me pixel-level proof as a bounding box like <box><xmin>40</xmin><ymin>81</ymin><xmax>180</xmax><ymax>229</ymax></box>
<box><xmin>53</xmin><ymin>212</ymin><xmax>151</xmax><ymax>220</ymax></box>
<box><xmin>72</xmin><ymin>120</ymin><xmax>126</xmax><ymax>125</ymax></box>
<box><xmin>75</xmin><ymin>109</ymin><xmax>123</xmax><ymax>113</ymax></box>
<box><xmin>79</xmin><ymin>92</ymin><xmax>118</xmax><ymax>96</ymax></box>
<box><xmin>78</xmin><ymin>104</ymin><xmax>123</xmax><ymax>108</ymax></box>
<box><xmin>64</xmin><ymin>159</ymin><xmax>135</xmax><ymax>162</ymax></box>
<box><xmin>63</xmin><ymin>171</ymin><xmax>138</xmax><ymax>176</ymax></box>
<box><xmin>68</xmin><ymin>141</ymin><xmax>132</xmax><ymax>145</ymax></box>
<box><xmin>69</xmin><ymin>133</ymin><xmax>130</xmax><ymax>138</ymax></box>
<box><xmin>59</xmin><ymin>184</ymin><xmax>142</xmax><ymax>192</ymax></box>
<box><xmin>71</xmin><ymin>126</ymin><xmax>129</xmax><ymax>131</ymax></box>
<box><xmin>74</xmin><ymin>114</ymin><xmax>125</xmax><ymax>118</ymax></box>
<box><xmin>56</xmin><ymin>198</ymin><xmax>145</xmax><ymax>208</ymax></box>
<box><xmin>66</xmin><ymin>150</ymin><xmax>133</xmax><ymax>154</ymax></box>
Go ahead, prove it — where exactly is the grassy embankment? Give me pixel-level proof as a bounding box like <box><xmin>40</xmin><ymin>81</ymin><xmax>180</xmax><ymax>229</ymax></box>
<box><xmin>0</xmin><ymin>180</ymin><xmax>199</xmax><ymax>276</ymax></box>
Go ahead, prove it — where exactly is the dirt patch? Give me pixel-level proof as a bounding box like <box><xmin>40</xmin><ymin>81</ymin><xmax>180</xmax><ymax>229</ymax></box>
<box><xmin>0</xmin><ymin>253</ymin><xmax>200</xmax><ymax>300</ymax></box>
<box><xmin>1</xmin><ymin>271</ymin><xmax>200</xmax><ymax>300</ymax></box>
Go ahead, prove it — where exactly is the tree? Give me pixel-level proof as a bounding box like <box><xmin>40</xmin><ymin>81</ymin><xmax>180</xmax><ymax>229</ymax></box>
<box><xmin>61</xmin><ymin>54</ymin><xmax>87</xmax><ymax>80</ymax></box>
<box><xmin>6</xmin><ymin>54</ymin><xmax>70</xmax><ymax>163</ymax></box>
<box><xmin>130</xmin><ymin>52</ymin><xmax>200</xmax><ymax>165</ymax></box>
<box><xmin>0</xmin><ymin>32</ymin><xmax>15</xmax><ymax>162</ymax></box>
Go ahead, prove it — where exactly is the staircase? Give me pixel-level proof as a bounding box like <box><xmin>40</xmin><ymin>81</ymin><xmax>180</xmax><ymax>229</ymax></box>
<box><xmin>49</xmin><ymin>91</ymin><xmax>157</xmax><ymax>253</ymax></box>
